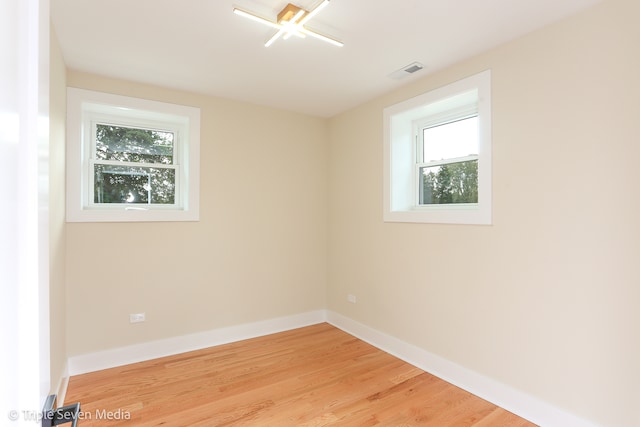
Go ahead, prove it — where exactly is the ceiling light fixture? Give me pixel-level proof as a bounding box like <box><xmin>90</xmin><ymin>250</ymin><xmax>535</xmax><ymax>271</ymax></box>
<box><xmin>233</xmin><ymin>1</ymin><xmax>343</xmax><ymax>47</ymax></box>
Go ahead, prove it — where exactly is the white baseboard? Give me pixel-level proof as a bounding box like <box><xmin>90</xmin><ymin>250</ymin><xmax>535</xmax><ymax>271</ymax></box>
<box><xmin>56</xmin><ymin>362</ymin><xmax>69</xmax><ymax>406</ymax></box>
<box><xmin>326</xmin><ymin>311</ymin><xmax>601</xmax><ymax>427</ymax></box>
<box><xmin>66</xmin><ymin>309</ymin><xmax>600</xmax><ymax>427</ymax></box>
<box><xmin>68</xmin><ymin>310</ymin><xmax>326</xmax><ymax>376</ymax></box>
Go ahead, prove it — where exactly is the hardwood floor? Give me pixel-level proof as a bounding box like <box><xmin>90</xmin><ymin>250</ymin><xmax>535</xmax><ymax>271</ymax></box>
<box><xmin>65</xmin><ymin>323</ymin><xmax>537</xmax><ymax>426</ymax></box>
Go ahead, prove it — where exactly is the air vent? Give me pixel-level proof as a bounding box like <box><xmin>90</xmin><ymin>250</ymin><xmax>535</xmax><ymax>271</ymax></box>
<box><xmin>404</xmin><ymin>63</ymin><xmax>423</xmax><ymax>74</ymax></box>
<box><xmin>388</xmin><ymin>62</ymin><xmax>425</xmax><ymax>80</ymax></box>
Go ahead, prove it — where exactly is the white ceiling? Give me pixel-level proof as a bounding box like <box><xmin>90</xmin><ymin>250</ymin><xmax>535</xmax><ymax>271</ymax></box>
<box><xmin>51</xmin><ymin>0</ymin><xmax>601</xmax><ymax>117</ymax></box>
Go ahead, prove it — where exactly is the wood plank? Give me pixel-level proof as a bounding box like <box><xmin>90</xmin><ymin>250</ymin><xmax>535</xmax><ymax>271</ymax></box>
<box><xmin>65</xmin><ymin>323</ymin><xmax>537</xmax><ymax>426</ymax></box>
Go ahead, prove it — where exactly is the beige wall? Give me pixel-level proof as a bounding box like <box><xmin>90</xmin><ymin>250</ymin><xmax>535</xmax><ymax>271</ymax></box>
<box><xmin>327</xmin><ymin>0</ymin><xmax>639</xmax><ymax>426</ymax></box>
<box><xmin>65</xmin><ymin>72</ymin><xmax>328</xmax><ymax>356</ymax></box>
<box><xmin>49</xmin><ymin>27</ymin><xmax>67</xmax><ymax>396</ymax></box>
<box><xmin>54</xmin><ymin>0</ymin><xmax>639</xmax><ymax>425</ymax></box>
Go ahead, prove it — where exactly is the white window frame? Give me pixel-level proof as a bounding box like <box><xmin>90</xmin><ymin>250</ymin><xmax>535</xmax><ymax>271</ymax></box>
<box><xmin>383</xmin><ymin>70</ymin><xmax>492</xmax><ymax>225</ymax></box>
<box><xmin>66</xmin><ymin>88</ymin><xmax>200</xmax><ymax>222</ymax></box>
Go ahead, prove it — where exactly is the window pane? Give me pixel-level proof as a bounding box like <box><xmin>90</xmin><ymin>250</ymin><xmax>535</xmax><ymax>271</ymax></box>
<box><xmin>423</xmin><ymin>116</ymin><xmax>478</xmax><ymax>163</ymax></box>
<box><xmin>420</xmin><ymin>160</ymin><xmax>478</xmax><ymax>205</ymax></box>
<box><xmin>96</xmin><ymin>124</ymin><xmax>174</xmax><ymax>164</ymax></box>
<box><xmin>94</xmin><ymin>165</ymin><xmax>175</xmax><ymax>204</ymax></box>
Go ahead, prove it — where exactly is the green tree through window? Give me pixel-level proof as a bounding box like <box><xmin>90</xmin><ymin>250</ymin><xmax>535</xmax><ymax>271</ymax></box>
<box><xmin>421</xmin><ymin>160</ymin><xmax>478</xmax><ymax>205</ymax></box>
<box><xmin>94</xmin><ymin>124</ymin><xmax>176</xmax><ymax>204</ymax></box>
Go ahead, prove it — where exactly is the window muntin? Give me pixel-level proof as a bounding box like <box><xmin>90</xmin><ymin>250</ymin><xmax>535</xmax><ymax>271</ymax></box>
<box><xmin>95</xmin><ymin>124</ymin><xmax>175</xmax><ymax>164</ymax></box>
<box><xmin>420</xmin><ymin>115</ymin><xmax>478</xmax><ymax>163</ymax></box>
<box><xmin>91</xmin><ymin>123</ymin><xmax>178</xmax><ymax>206</ymax></box>
<box><xmin>93</xmin><ymin>164</ymin><xmax>176</xmax><ymax>205</ymax></box>
<box><xmin>419</xmin><ymin>160</ymin><xmax>478</xmax><ymax>205</ymax></box>
<box><xmin>66</xmin><ymin>87</ymin><xmax>200</xmax><ymax>222</ymax></box>
<box><xmin>383</xmin><ymin>69</ymin><xmax>491</xmax><ymax>224</ymax></box>
<box><xmin>417</xmin><ymin>115</ymin><xmax>479</xmax><ymax>205</ymax></box>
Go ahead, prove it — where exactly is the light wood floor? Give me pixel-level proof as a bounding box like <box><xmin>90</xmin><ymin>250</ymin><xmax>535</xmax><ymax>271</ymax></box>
<box><xmin>65</xmin><ymin>323</ymin><xmax>537</xmax><ymax>426</ymax></box>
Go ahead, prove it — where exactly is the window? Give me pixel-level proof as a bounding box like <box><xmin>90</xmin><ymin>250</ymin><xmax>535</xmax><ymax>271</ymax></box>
<box><xmin>383</xmin><ymin>70</ymin><xmax>491</xmax><ymax>224</ymax></box>
<box><xmin>67</xmin><ymin>88</ymin><xmax>200</xmax><ymax>222</ymax></box>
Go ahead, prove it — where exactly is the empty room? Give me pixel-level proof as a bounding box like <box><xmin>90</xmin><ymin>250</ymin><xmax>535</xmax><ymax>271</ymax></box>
<box><xmin>3</xmin><ymin>0</ymin><xmax>639</xmax><ymax>426</ymax></box>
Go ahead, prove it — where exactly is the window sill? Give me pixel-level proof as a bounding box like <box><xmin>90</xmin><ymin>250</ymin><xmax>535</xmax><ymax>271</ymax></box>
<box><xmin>66</xmin><ymin>206</ymin><xmax>199</xmax><ymax>223</ymax></box>
<box><xmin>384</xmin><ymin>205</ymin><xmax>491</xmax><ymax>225</ymax></box>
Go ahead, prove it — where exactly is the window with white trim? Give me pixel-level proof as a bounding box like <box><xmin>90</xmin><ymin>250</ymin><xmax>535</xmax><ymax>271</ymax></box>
<box><xmin>383</xmin><ymin>70</ymin><xmax>491</xmax><ymax>224</ymax></box>
<box><xmin>66</xmin><ymin>88</ymin><xmax>200</xmax><ymax>222</ymax></box>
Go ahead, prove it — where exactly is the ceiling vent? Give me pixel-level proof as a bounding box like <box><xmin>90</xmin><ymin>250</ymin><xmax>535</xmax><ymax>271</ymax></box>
<box><xmin>388</xmin><ymin>62</ymin><xmax>425</xmax><ymax>80</ymax></box>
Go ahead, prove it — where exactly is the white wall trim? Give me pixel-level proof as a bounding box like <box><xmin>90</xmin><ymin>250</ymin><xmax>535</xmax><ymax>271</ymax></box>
<box><xmin>68</xmin><ymin>310</ymin><xmax>326</xmax><ymax>376</ymax></box>
<box><xmin>65</xmin><ymin>87</ymin><xmax>201</xmax><ymax>223</ymax></box>
<box><xmin>383</xmin><ymin>70</ymin><xmax>492</xmax><ymax>225</ymax></box>
<box><xmin>55</xmin><ymin>361</ymin><xmax>69</xmax><ymax>406</ymax></box>
<box><xmin>66</xmin><ymin>310</ymin><xmax>600</xmax><ymax>427</ymax></box>
<box><xmin>326</xmin><ymin>311</ymin><xmax>602</xmax><ymax>427</ymax></box>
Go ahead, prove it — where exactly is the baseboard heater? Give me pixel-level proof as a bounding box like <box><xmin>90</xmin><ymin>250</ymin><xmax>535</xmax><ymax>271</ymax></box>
<box><xmin>42</xmin><ymin>395</ymin><xmax>80</xmax><ymax>427</ymax></box>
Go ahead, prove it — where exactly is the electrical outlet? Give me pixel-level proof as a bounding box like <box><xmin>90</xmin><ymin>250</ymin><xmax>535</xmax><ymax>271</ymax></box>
<box><xmin>129</xmin><ymin>313</ymin><xmax>145</xmax><ymax>323</ymax></box>
<box><xmin>347</xmin><ymin>294</ymin><xmax>357</xmax><ymax>304</ymax></box>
